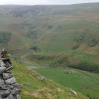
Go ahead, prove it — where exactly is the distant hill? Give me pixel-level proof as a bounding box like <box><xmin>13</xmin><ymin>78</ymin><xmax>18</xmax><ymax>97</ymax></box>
<box><xmin>0</xmin><ymin>3</ymin><xmax>99</xmax><ymax>55</ymax></box>
<box><xmin>0</xmin><ymin>3</ymin><xmax>99</xmax><ymax>66</ymax></box>
<box><xmin>0</xmin><ymin>3</ymin><xmax>99</xmax><ymax>65</ymax></box>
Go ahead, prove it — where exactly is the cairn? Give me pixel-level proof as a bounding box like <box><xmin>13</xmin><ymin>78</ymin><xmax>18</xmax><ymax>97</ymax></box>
<box><xmin>0</xmin><ymin>49</ymin><xmax>22</xmax><ymax>99</ymax></box>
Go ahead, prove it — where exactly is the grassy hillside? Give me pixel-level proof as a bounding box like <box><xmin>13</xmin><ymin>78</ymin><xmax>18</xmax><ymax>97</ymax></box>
<box><xmin>1</xmin><ymin>3</ymin><xmax>99</xmax><ymax>98</ymax></box>
<box><xmin>12</xmin><ymin>59</ymin><xmax>89</xmax><ymax>99</ymax></box>
<box><xmin>0</xmin><ymin>3</ymin><xmax>99</xmax><ymax>55</ymax></box>
<box><xmin>35</xmin><ymin>67</ymin><xmax>99</xmax><ymax>99</ymax></box>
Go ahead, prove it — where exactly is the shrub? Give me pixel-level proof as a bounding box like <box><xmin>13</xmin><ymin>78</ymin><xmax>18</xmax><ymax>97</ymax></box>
<box><xmin>0</xmin><ymin>31</ymin><xmax>12</xmax><ymax>43</ymax></box>
<box><xmin>30</xmin><ymin>46</ymin><xmax>40</xmax><ymax>52</ymax></box>
<box><xmin>88</xmin><ymin>38</ymin><xmax>98</xmax><ymax>47</ymax></box>
<box><xmin>48</xmin><ymin>25</ymin><xmax>53</xmax><ymax>29</ymax></box>
<box><xmin>72</xmin><ymin>45</ymin><xmax>79</xmax><ymax>50</ymax></box>
<box><xmin>69</xmin><ymin>61</ymin><xmax>99</xmax><ymax>73</ymax></box>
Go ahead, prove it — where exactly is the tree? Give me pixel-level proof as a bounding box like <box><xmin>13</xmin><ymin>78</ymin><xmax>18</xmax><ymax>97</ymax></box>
<box><xmin>30</xmin><ymin>46</ymin><xmax>40</xmax><ymax>52</ymax></box>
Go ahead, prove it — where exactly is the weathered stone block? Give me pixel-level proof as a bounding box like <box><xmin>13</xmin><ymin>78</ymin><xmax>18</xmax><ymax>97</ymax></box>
<box><xmin>0</xmin><ymin>67</ymin><xmax>6</xmax><ymax>75</ymax></box>
<box><xmin>23</xmin><ymin>82</ymin><xmax>31</xmax><ymax>86</ymax></box>
<box><xmin>7</xmin><ymin>94</ymin><xmax>14</xmax><ymax>99</ymax></box>
<box><xmin>16</xmin><ymin>94</ymin><xmax>21</xmax><ymax>99</ymax></box>
<box><xmin>0</xmin><ymin>90</ymin><xmax>4</xmax><ymax>96</ymax></box>
<box><xmin>0</xmin><ymin>60</ymin><xmax>5</xmax><ymax>67</ymax></box>
<box><xmin>0</xmin><ymin>85</ymin><xmax>8</xmax><ymax>90</ymax></box>
<box><xmin>1</xmin><ymin>89</ymin><xmax>11</xmax><ymax>98</ymax></box>
<box><xmin>37</xmin><ymin>76</ymin><xmax>45</xmax><ymax>81</ymax></box>
<box><xmin>3</xmin><ymin>73</ymin><xmax>13</xmax><ymax>80</ymax></box>
<box><xmin>11</xmin><ymin>88</ymin><xmax>21</xmax><ymax>95</ymax></box>
<box><xmin>0</xmin><ymin>50</ymin><xmax>21</xmax><ymax>99</ymax></box>
<box><xmin>4</xmin><ymin>62</ymin><xmax>11</xmax><ymax>68</ymax></box>
<box><xmin>0</xmin><ymin>79</ymin><xmax>5</xmax><ymax>87</ymax></box>
<box><xmin>12</xmin><ymin>83</ymin><xmax>22</xmax><ymax>89</ymax></box>
<box><xmin>6</xmin><ymin>66</ymin><xmax>13</xmax><ymax>71</ymax></box>
<box><xmin>5</xmin><ymin>77</ymin><xmax>16</xmax><ymax>85</ymax></box>
<box><xmin>6</xmin><ymin>85</ymin><xmax>14</xmax><ymax>89</ymax></box>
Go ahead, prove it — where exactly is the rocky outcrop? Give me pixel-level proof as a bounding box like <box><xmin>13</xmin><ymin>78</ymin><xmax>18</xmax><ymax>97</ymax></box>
<box><xmin>0</xmin><ymin>59</ymin><xmax>22</xmax><ymax>99</ymax></box>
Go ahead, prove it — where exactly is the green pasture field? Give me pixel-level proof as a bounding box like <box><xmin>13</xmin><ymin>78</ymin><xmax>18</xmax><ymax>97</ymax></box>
<box><xmin>11</xmin><ymin>60</ymin><xmax>88</xmax><ymax>99</ymax></box>
<box><xmin>35</xmin><ymin>67</ymin><xmax>99</xmax><ymax>98</ymax></box>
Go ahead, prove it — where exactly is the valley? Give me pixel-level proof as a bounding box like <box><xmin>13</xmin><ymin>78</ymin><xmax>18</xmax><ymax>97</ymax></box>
<box><xmin>35</xmin><ymin>67</ymin><xmax>99</xmax><ymax>98</ymax></box>
<box><xmin>1</xmin><ymin>3</ymin><xmax>99</xmax><ymax>98</ymax></box>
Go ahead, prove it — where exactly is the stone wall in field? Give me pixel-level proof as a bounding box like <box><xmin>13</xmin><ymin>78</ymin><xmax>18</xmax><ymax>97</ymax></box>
<box><xmin>0</xmin><ymin>59</ymin><xmax>22</xmax><ymax>99</ymax></box>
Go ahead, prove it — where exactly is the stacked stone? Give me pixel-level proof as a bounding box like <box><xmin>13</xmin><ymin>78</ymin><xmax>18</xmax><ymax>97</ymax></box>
<box><xmin>0</xmin><ymin>59</ymin><xmax>22</xmax><ymax>99</ymax></box>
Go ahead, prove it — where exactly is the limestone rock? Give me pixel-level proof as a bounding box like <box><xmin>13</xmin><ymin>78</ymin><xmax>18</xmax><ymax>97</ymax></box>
<box><xmin>4</xmin><ymin>62</ymin><xmax>11</xmax><ymax>68</ymax></box>
<box><xmin>16</xmin><ymin>94</ymin><xmax>21</xmax><ymax>99</ymax></box>
<box><xmin>0</xmin><ymin>85</ymin><xmax>8</xmax><ymax>90</ymax></box>
<box><xmin>0</xmin><ymin>67</ymin><xmax>6</xmax><ymax>75</ymax></box>
<box><xmin>24</xmin><ymin>82</ymin><xmax>31</xmax><ymax>86</ymax></box>
<box><xmin>11</xmin><ymin>88</ymin><xmax>21</xmax><ymax>95</ymax></box>
<box><xmin>1</xmin><ymin>89</ymin><xmax>11</xmax><ymax>98</ymax></box>
<box><xmin>3</xmin><ymin>73</ymin><xmax>13</xmax><ymax>80</ymax></box>
<box><xmin>37</xmin><ymin>76</ymin><xmax>45</xmax><ymax>81</ymax></box>
<box><xmin>6</xmin><ymin>66</ymin><xmax>13</xmax><ymax>71</ymax></box>
<box><xmin>0</xmin><ymin>49</ymin><xmax>21</xmax><ymax>99</ymax></box>
<box><xmin>12</xmin><ymin>83</ymin><xmax>22</xmax><ymax>89</ymax></box>
<box><xmin>0</xmin><ymin>79</ymin><xmax>5</xmax><ymax>87</ymax></box>
<box><xmin>6</xmin><ymin>85</ymin><xmax>14</xmax><ymax>89</ymax></box>
<box><xmin>0</xmin><ymin>60</ymin><xmax>5</xmax><ymax>67</ymax></box>
<box><xmin>5</xmin><ymin>77</ymin><xmax>16</xmax><ymax>85</ymax></box>
<box><xmin>7</xmin><ymin>94</ymin><xmax>14</xmax><ymax>99</ymax></box>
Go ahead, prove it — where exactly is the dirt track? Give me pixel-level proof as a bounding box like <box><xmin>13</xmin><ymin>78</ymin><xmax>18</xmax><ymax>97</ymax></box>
<box><xmin>26</xmin><ymin>66</ymin><xmax>49</xmax><ymax>70</ymax></box>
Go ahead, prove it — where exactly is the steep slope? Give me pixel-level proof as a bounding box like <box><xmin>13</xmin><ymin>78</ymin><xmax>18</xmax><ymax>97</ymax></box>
<box><xmin>12</xmin><ymin>59</ymin><xmax>88</xmax><ymax>99</ymax></box>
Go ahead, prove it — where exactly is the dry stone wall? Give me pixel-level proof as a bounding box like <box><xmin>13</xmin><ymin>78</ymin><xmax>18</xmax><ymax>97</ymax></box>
<box><xmin>0</xmin><ymin>59</ymin><xmax>22</xmax><ymax>99</ymax></box>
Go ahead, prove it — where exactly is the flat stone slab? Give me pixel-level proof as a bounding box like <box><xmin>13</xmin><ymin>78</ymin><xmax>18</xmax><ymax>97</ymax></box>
<box><xmin>12</xmin><ymin>83</ymin><xmax>22</xmax><ymax>89</ymax></box>
<box><xmin>0</xmin><ymin>67</ymin><xmax>6</xmax><ymax>75</ymax></box>
<box><xmin>5</xmin><ymin>77</ymin><xmax>16</xmax><ymax>85</ymax></box>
